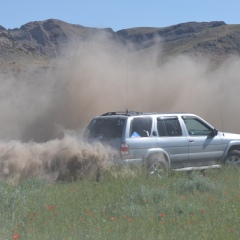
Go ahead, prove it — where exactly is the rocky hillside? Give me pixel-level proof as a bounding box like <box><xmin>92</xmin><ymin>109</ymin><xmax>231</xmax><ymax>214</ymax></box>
<box><xmin>117</xmin><ymin>21</ymin><xmax>240</xmax><ymax>64</ymax></box>
<box><xmin>0</xmin><ymin>19</ymin><xmax>240</xmax><ymax>68</ymax></box>
<box><xmin>117</xmin><ymin>21</ymin><xmax>226</xmax><ymax>49</ymax></box>
<box><xmin>0</xmin><ymin>19</ymin><xmax>119</xmax><ymax>57</ymax></box>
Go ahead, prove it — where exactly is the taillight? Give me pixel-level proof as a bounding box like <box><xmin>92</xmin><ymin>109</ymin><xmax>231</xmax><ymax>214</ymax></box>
<box><xmin>120</xmin><ymin>142</ymin><xmax>129</xmax><ymax>155</ymax></box>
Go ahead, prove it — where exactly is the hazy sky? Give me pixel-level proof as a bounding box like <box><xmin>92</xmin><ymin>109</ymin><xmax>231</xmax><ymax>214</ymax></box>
<box><xmin>2</xmin><ymin>0</ymin><xmax>240</xmax><ymax>31</ymax></box>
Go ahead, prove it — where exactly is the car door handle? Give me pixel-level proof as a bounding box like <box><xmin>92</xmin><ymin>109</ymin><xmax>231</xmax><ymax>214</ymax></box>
<box><xmin>189</xmin><ymin>139</ymin><xmax>194</xmax><ymax>143</ymax></box>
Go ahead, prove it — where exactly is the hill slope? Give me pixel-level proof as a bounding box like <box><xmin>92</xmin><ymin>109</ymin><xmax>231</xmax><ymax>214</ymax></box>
<box><xmin>1</xmin><ymin>19</ymin><xmax>240</xmax><ymax>66</ymax></box>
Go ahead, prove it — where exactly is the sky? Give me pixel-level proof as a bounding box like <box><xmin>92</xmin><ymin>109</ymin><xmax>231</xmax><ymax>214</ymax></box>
<box><xmin>1</xmin><ymin>0</ymin><xmax>240</xmax><ymax>31</ymax></box>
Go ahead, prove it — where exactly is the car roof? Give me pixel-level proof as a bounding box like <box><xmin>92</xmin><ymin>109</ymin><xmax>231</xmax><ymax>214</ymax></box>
<box><xmin>96</xmin><ymin>111</ymin><xmax>197</xmax><ymax>118</ymax></box>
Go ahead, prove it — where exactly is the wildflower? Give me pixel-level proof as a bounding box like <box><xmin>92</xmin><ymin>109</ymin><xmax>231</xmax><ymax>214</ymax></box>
<box><xmin>47</xmin><ymin>205</ymin><xmax>58</xmax><ymax>211</ymax></box>
<box><xmin>128</xmin><ymin>218</ymin><xmax>133</xmax><ymax>221</ymax></box>
<box><xmin>13</xmin><ymin>234</ymin><xmax>19</xmax><ymax>240</ymax></box>
<box><xmin>85</xmin><ymin>210</ymin><xmax>93</xmax><ymax>216</ymax></box>
<box><xmin>111</xmin><ymin>217</ymin><xmax>116</xmax><ymax>221</ymax></box>
<box><xmin>79</xmin><ymin>217</ymin><xmax>83</xmax><ymax>221</ymax></box>
<box><xmin>200</xmin><ymin>209</ymin><xmax>205</xmax><ymax>213</ymax></box>
<box><xmin>122</xmin><ymin>215</ymin><xmax>127</xmax><ymax>219</ymax></box>
<box><xmin>160</xmin><ymin>213</ymin><xmax>166</xmax><ymax>218</ymax></box>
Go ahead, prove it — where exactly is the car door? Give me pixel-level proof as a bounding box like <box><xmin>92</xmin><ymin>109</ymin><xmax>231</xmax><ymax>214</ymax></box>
<box><xmin>126</xmin><ymin>116</ymin><xmax>158</xmax><ymax>160</ymax></box>
<box><xmin>155</xmin><ymin>116</ymin><xmax>189</xmax><ymax>169</ymax></box>
<box><xmin>182</xmin><ymin>116</ymin><xmax>223</xmax><ymax>166</ymax></box>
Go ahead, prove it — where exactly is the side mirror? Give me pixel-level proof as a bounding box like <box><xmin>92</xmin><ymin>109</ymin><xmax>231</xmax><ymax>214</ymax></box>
<box><xmin>212</xmin><ymin>128</ymin><xmax>218</xmax><ymax>136</ymax></box>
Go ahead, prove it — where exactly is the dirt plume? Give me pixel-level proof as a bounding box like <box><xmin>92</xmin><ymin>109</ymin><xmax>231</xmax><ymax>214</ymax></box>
<box><xmin>0</xmin><ymin>135</ymin><xmax>116</xmax><ymax>185</ymax></box>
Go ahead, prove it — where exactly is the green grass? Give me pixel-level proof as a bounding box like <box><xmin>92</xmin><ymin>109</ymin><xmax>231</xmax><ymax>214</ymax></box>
<box><xmin>1</xmin><ymin>166</ymin><xmax>240</xmax><ymax>240</ymax></box>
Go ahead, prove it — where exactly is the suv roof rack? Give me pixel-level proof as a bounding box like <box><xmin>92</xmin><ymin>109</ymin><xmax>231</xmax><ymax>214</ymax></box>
<box><xmin>101</xmin><ymin>111</ymin><xmax>142</xmax><ymax>116</ymax></box>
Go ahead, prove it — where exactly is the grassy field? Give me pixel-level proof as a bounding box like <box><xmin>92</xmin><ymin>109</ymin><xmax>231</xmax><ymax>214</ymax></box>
<box><xmin>1</xmin><ymin>165</ymin><xmax>240</xmax><ymax>240</ymax></box>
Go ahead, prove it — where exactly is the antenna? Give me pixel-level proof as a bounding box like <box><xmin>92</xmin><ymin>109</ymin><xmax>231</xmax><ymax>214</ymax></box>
<box><xmin>218</xmin><ymin>77</ymin><xmax>225</xmax><ymax>135</ymax></box>
<box><xmin>219</xmin><ymin>100</ymin><xmax>225</xmax><ymax>136</ymax></box>
<box><xmin>126</xmin><ymin>51</ymin><xmax>129</xmax><ymax>111</ymax></box>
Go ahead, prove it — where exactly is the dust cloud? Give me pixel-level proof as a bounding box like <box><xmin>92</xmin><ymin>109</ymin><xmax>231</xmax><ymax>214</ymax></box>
<box><xmin>0</xmin><ymin>135</ymin><xmax>116</xmax><ymax>184</ymax></box>
<box><xmin>0</xmin><ymin>32</ymin><xmax>240</xmax><ymax>183</ymax></box>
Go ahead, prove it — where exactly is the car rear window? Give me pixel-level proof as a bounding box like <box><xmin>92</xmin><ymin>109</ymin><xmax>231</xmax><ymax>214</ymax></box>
<box><xmin>87</xmin><ymin>118</ymin><xmax>125</xmax><ymax>138</ymax></box>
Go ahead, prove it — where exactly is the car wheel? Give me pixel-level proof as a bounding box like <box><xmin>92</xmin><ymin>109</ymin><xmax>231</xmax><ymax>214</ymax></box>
<box><xmin>146</xmin><ymin>154</ymin><xmax>169</xmax><ymax>178</ymax></box>
<box><xmin>225</xmin><ymin>150</ymin><xmax>240</xmax><ymax>166</ymax></box>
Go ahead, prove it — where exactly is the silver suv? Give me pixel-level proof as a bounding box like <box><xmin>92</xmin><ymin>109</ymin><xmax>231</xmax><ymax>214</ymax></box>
<box><xmin>85</xmin><ymin>111</ymin><xmax>240</xmax><ymax>174</ymax></box>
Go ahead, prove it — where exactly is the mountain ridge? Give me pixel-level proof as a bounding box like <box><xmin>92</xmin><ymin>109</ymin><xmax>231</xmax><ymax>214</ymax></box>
<box><xmin>0</xmin><ymin>19</ymin><xmax>240</xmax><ymax>67</ymax></box>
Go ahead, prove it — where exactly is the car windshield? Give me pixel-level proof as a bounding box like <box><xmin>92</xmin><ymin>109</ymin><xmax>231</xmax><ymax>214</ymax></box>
<box><xmin>87</xmin><ymin>118</ymin><xmax>125</xmax><ymax>138</ymax></box>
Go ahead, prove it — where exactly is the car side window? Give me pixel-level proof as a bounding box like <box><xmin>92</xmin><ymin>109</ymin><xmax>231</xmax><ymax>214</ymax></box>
<box><xmin>157</xmin><ymin>118</ymin><xmax>182</xmax><ymax>137</ymax></box>
<box><xmin>130</xmin><ymin>117</ymin><xmax>152</xmax><ymax>137</ymax></box>
<box><xmin>183</xmin><ymin>118</ymin><xmax>212</xmax><ymax>136</ymax></box>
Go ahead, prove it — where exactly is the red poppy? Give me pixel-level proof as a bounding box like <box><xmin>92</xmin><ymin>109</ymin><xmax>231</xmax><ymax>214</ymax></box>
<box><xmin>47</xmin><ymin>205</ymin><xmax>58</xmax><ymax>211</ymax></box>
<box><xmin>85</xmin><ymin>210</ymin><xmax>93</xmax><ymax>216</ymax></box>
<box><xmin>13</xmin><ymin>234</ymin><xmax>19</xmax><ymax>240</ymax></box>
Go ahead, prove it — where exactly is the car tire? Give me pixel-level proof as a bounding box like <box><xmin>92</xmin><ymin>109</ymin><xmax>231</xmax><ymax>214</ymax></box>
<box><xmin>225</xmin><ymin>150</ymin><xmax>240</xmax><ymax>166</ymax></box>
<box><xmin>146</xmin><ymin>153</ymin><xmax>169</xmax><ymax>178</ymax></box>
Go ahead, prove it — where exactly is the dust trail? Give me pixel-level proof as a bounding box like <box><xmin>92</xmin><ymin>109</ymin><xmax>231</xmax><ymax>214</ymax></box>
<box><xmin>0</xmin><ymin>32</ymin><xmax>240</xmax><ymax>183</ymax></box>
<box><xmin>0</xmin><ymin>135</ymin><xmax>116</xmax><ymax>185</ymax></box>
